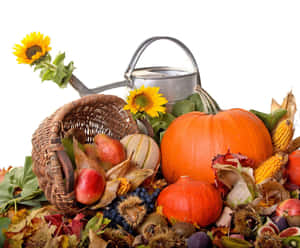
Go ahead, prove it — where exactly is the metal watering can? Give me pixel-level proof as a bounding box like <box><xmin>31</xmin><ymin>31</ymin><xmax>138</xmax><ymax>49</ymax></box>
<box><xmin>69</xmin><ymin>36</ymin><xmax>202</xmax><ymax>110</ymax></box>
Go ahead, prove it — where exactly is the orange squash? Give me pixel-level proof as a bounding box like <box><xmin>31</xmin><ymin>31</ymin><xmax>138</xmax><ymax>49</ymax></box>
<box><xmin>287</xmin><ymin>150</ymin><xmax>300</xmax><ymax>186</ymax></box>
<box><xmin>157</xmin><ymin>176</ymin><xmax>223</xmax><ymax>227</ymax></box>
<box><xmin>161</xmin><ymin>109</ymin><xmax>273</xmax><ymax>183</ymax></box>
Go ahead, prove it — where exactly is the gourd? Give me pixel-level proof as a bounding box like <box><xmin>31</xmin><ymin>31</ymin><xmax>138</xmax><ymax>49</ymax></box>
<box><xmin>161</xmin><ymin>107</ymin><xmax>273</xmax><ymax>183</ymax></box>
<box><xmin>157</xmin><ymin>176</ymin><xmax>223</xmax><ymax>227</ymax></box>
<box><xmin>120</xmin><ymin>134</ymin><xmax>160</xmax><ymax>171</ymax></box>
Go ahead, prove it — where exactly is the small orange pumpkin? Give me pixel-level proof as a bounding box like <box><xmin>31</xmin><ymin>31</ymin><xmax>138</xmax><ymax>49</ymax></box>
<box><xmin>157</xmin><ymin>176</ymin><xmax>223</xmax><ymax>227</ymax></box>
<box><xmin>161</xmin><ymin>109</ymin><xmax>273</xmax><ymax>183</ymax></box>
<box><xmin>287</xmin><ymin>150</ymin><xmax>300</xmax><ymax>186</ymax></box>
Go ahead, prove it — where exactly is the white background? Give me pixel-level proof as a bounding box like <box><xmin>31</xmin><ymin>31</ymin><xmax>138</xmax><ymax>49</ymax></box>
<box><xmin>0</xmin><ymin>0</ymin><xmax>299</xmax><ymax>167</ymax></box>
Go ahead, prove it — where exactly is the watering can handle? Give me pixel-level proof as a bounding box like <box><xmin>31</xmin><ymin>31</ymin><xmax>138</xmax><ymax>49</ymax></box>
<box><xmin>69</xmin><ymin>36</ymin><xmax>201</xmax><ymax>97</ymax></box>
<box><xmin>125</xmin><ymin>36</ymin><xmax>201</xmax><ymax>87</ymax></box>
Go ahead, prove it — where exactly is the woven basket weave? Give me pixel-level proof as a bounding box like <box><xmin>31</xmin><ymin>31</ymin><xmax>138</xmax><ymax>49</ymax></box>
<box><xmin>31</xmin><ymin>94</ymin><xmax>139</xmax><ymax>213</ymax></box>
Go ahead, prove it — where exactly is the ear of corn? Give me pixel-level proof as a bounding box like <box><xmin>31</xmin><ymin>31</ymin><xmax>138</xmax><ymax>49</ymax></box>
<box><xmin>272</xmin><ymin>119</ymin><xmax>294</xmax><ymax>152</ymax></box>
<box><xmin>254</xmin><ymin>153</ymin><xmax>288</xmax><ymax>184</ymax></box>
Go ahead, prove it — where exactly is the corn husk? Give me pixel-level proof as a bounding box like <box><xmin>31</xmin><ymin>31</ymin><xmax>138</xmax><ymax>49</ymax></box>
<box><xmin>271</xmin><ymin>91</ymin><xmax>297</xmax><ymax>123</ymax></box>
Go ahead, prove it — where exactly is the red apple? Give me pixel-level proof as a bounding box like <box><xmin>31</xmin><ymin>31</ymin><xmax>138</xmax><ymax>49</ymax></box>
<box><xmin>287</xmin><ymin>150</ymin><xmax>300</xmax><ymax>186</ymax></box>
<box><xmin>75</xmin><ymin>168</ymin><xmax>106</xmax><ymax>205</ymax></box>
<box><xmin>94</xmin><ymin>134</ymin><xmax>126</xmax><ymax>166</ymax></box>
<box><xmin>276</xmin><ymin>199</ymin><xmax>300</xmax><ymax>227</ymax></box>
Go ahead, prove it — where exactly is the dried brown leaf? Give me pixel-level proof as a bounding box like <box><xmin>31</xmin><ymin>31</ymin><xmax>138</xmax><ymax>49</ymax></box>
<box><xmin>271</xmin><ymin>98</ymin><xmax>281</xmax><ymax>113</ymax></box>
<box><xmin>25</xmin><ymin>223</ymin><xmax>56</xmax><ymax>248</ymax></box>
<box><xmin>90</xmin><ymin>180</ymin><xmax>120</xmax><ymax>210</ymax></box>
<box><xmin>44</xmin><ymin>234</ymin><xmax>78</xmax><ymax>248</ymax></box>
<box><xmin>124</xmin><ymin>168</ymin><xmax>154</xmax><ymax>190</ymax></box>
<box><xmin>89</xmin><ymin>229</ymin><xmax>110</xmax><ymax>248</ymax></box>
<box><xmin>105</xmin><ymin>154</ymin><xmax>133</xmax><ymax>180</ymax></box>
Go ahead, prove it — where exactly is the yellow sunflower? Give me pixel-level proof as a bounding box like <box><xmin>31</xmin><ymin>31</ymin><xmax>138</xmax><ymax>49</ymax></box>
<box><xmin>124</xmin><ymin>85</ymin><xmax>168</xmax><ymax>117</ymax></box>
<box><xmin>13</xmin><ymin>32</ymin><xmax>51</xmax><ymax>64</ymax></box>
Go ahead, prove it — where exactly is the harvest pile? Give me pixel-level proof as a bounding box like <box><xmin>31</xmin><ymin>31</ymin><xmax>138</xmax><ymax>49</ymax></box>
<box><xmin>1</xmin><ymin>88</ymin><xmax>300</xmax><ymax>248</ymax></box>
<box><xmin>2</xmin><ymin>32</ymin><xmax>299</xmax><ymax>247</ymax></box>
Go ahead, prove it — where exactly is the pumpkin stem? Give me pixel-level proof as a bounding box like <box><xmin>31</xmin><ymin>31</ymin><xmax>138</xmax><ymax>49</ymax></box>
<box><xmin>195</xmin><ymin>85</ymin><xmax>221</xmax><ymax>114</ymax></box>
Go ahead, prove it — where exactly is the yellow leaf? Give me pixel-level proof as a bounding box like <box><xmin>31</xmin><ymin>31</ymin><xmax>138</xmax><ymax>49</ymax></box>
<box><xmin>61</xmin><ymin>235</ymin><xmax>69</xmax><ymax>248</ymax></box>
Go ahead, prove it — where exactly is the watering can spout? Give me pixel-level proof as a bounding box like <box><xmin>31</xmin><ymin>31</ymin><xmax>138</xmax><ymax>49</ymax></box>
<box><xmin>69</xmin><ymin>36</ymin><xmax>202</xmax><ymax>108</ymax></box>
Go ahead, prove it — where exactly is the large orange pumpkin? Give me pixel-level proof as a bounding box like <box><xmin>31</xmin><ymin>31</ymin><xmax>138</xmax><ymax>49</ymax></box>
<box><xmin>157</xmin><ymin>176</ymin><xmax>223</xmax><ymax>227</ymax></box>
<box><xmin>161</xmin><ymin>109</ymin><xmax>273</xmax><ymax>183</ymax></box>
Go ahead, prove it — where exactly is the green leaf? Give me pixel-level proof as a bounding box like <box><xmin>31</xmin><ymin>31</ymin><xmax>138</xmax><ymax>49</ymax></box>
<box><xmin>34</xmin><ymin>63</ymin><xmax>46</xmax><ymax>71</ymax></box>
<box><xmin>53</xmin><ymin>63</ymin><xmax>67</xmax><ymax>87</ymax></box>
<box><xmin>53</xmin><ymin>52</ymin><xmax>65</xmax><ymax>66</ymax></box>
<box><xmin>0</xmin><ymin>175</ymin><xmax>14</xmax><ymax>201</ymax></box>
<box><xmin>41</xmin><ymin>70</ymin><xmax>54</xmax><ymax>81</ymax></box>
<box><xmin>79</xmin><ymin>213</ymin><xmax>110</xmax><ymax>247</ymax></box>
<box><xmin>159</xmin><ymin>131</ymin><xmax>166</xmax><ymax>142</ymax></box>
<box><xmin>62</xmin><ymin>61</ymin><xmax>75</xmax><ymax>86</ymax></box>
<box><xmin>250</xmin><ymin>108</ymin><xmax>287</xmax><ymax>132</ymax></box>
<box><xmin>0</xmin><ymin>217</ymin><xmax>10</xmax><ymax>247</ymax></box>
<box><xmin>0</xmin><ymin>157</ymin><xmax>47</xmax><ymax>214</ymax></box>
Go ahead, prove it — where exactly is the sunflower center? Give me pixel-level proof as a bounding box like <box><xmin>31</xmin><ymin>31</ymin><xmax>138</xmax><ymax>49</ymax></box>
<box><xmin>134</xmin><ymin>94</ymin><xmax>150</xmax><ymax>108</ymax></box>
<box><xmin>26</xmin><ymin>45</ymin><xmax>42</xmax><ymax>59</ymax></box>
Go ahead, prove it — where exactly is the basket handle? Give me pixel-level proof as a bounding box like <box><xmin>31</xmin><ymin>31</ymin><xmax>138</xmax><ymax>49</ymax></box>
<box><xmin>56</xmin><ymin>150</ymin><xmax>75</xmax><ymax>194</ymax></box>
<box><xmin>124</xmin><ymin>36</ymin><xmax>201</xmax><ymax>87</ymax></box>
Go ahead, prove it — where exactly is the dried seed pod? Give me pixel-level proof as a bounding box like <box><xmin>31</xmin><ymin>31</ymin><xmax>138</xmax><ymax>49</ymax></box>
<box><xmin>118</xmin><ymin>196</ymin><xmax>146</xmax><ymax>228</ymax></box>
<box><xmin>233</xmin><ymin>206</ymin><xmax>262</xmax><ymax>239</ymax></box>
<box><xmin>254</xmin><ymin>152</ymin><xmax>288</xmax><ymax>184</ymax></box>
<box><xmin>272</xmin><ymin>119</ymin><xmax>294</xmax><ymax>152</ymax></box>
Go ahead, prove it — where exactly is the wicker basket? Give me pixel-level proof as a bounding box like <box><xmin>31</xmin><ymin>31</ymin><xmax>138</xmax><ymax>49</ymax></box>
<box><xmin>31</xmin><ymin>94</ymin><xmax>139</xmax><ymax>213</ymax></box>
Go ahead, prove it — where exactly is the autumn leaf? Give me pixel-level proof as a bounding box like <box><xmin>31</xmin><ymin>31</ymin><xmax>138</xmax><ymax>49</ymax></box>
<box><xmin>5</xmin><ymin>207</ymin><xmax>52</xmax><ymax>245</ymax></box>
<box><xmin>79</xmin><ymin>213</ymin><xmax>110</xmax><ymax>248</ymax></box>
<box><xmin>25</xmin><ymin>222</ymin><xmax>56</xmax><ymax>248</ymax></box>
<box><xmin>44</xmin><ymin>234</ymin><xmax>78</xmax><ymax>248</ymax></box>
<box><xmin>45</xmin><ymin>212</ymin><xmax>86</xmax><ymax>238</ymax></box>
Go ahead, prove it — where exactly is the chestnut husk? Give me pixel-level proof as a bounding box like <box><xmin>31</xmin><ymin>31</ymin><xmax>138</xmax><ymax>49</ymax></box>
<box><xmin>137</xmin><ymin>213</ymin><xmax>168</xmax><ymax>239</ymax></box>
<box><xmin>118</xmin><ymin>196</ymin><xmax>147</xmax><ymax>228</ymax></box>
<box><xmin>233</xmin><ymin>206</ymin><xmax>262</xmax><ymax>239</ymax></box>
